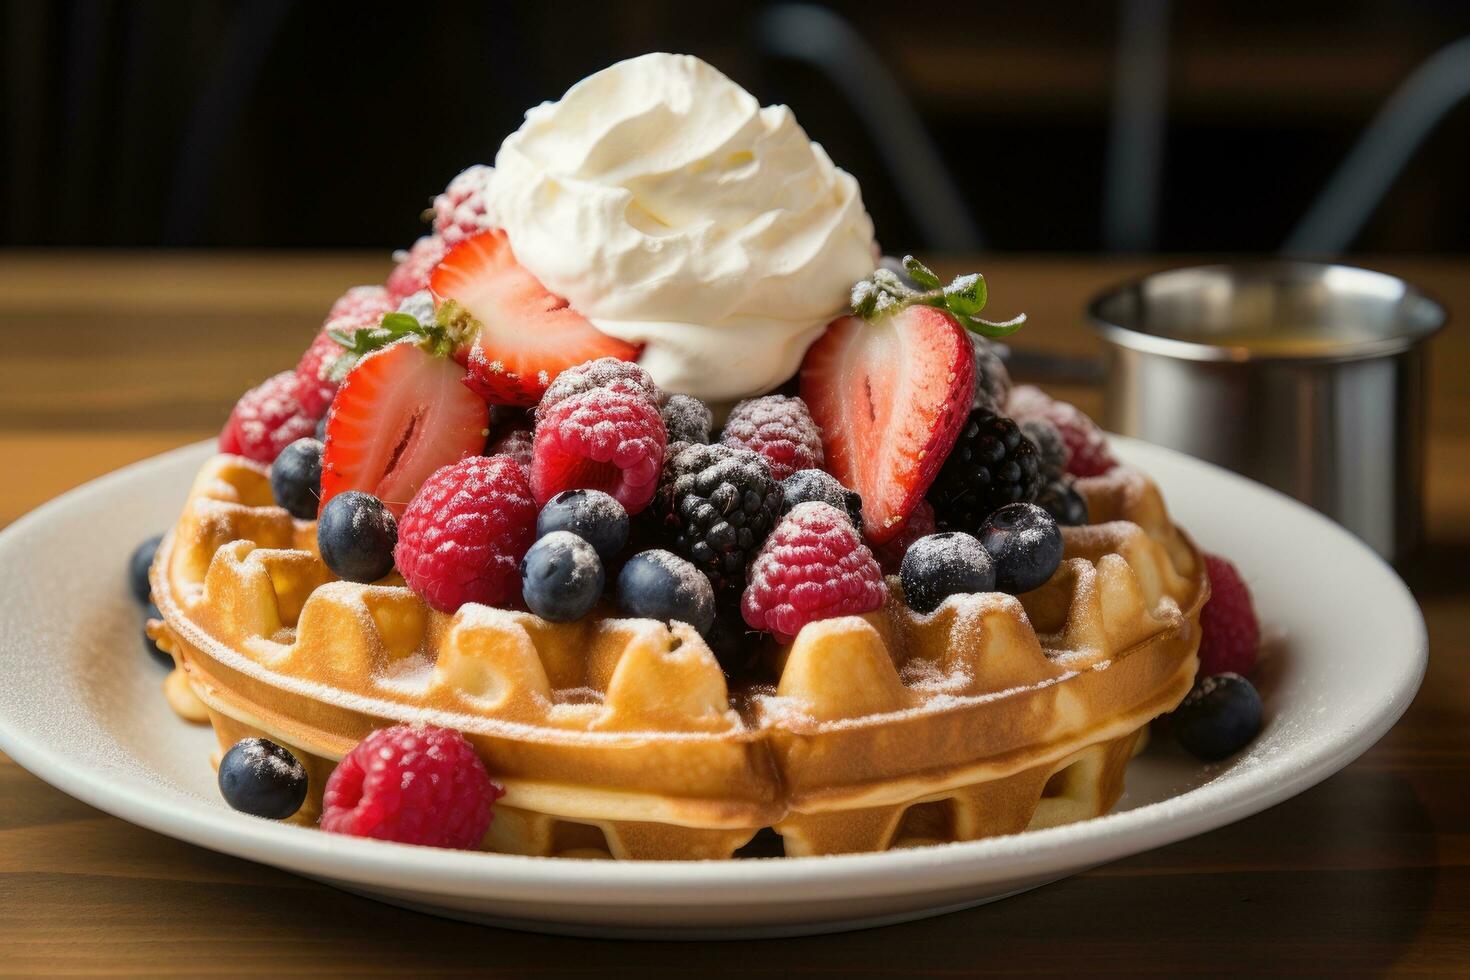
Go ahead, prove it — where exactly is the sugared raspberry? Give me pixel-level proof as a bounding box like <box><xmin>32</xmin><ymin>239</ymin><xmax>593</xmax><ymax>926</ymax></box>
<box><xmin>742</xmin><ymin>501</ymin><xmax>887</xmax><ymax>643</ymax></box>
<box><xmin>219</xmin><ymin>371</ymin><xmax>317</xmax><ymax>464</ymax></box>
<box><xmin>395</xmin><ymin>456</ymin><xmax>537</xmax><ymax>612</ymax></box>
<box><xmin>535</xmin><ymin>357</ymin><xmax>664</xmax><ymax>419</ymax></box>
<box><xmin>719</xmin><ymin>395</ymin><xmax>824</xmax><ymax>483</ymax></box>
<box><xmin>1198</xmin><ymin>554</ymin><xmax>1260</xmax><ymax>677</ymax></box>
<box><xmin>320</xmin><ymin>724</ymin><xmax>502</xmax><ymax>849</ymax></box>
<box><xmin>293</xmin><ymin>330</ymin><xmax>345</xmax><ymax>418</ymax></box>
<box><xmin>1006</xmin><ymin>385</ymin><xmax>1116</xmax><ymax>478</ymax></box>
<box><xmin>531</xmin><ymin>388</ymin><xmax>666</xmax><ymax>515</ymax></box>
<box><xmin>328</xmin><ymin>284</ymin><xmax>395</xmax><ymax>324</ymax></box>
<box><xmin>385</xmin><ymin>235</ymin><xmax>448</xmax><ymax>302</ymax></box>
<box><xmin>488</xmin><ymin>426</ymin><xmax>534</xmax><ymax>474</ymax></box>
<box><xmin>661</xmin><ymin>394</ymin><xmax>713</xmax><ymax>446</ymax></box>
<box><xmin>432</xmin><ymin>165</ymin><xmax>495</xmax><ymax>245</ymax></box>
<box><xmin>872</xmin><ymin>498</ymin><xmax>936</xmax><ymax>574</ymax></box>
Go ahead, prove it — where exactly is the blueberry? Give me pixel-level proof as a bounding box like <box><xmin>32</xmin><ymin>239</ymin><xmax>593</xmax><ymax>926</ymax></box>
<box><xmin>128</xmin><ymin>533</ymin><xmax>162</xmax><ymax>605</ymax></box>
<box><xmin>521</xmin><ymin>531</ymin><xmax>605</xmax><ymax>623</ymax></box>
<box><xmin>616</xmin><ymin>549</ymin><xmax>716</xmax><ymax>635</ymax></box>
<box><xmin>900</xmin><ymin>532</ymin><xmax>996</xmax><ymax>613</ymax></box>
<box><xmin>314</xmin><ymin>413</ymin><xmax>328</xmax><ymax>442</ymax></box>
<box><xmin>979</xmin><ymin>502</ymin><xmax>1063</xmax><ymax>594</ymax></box>
<box><xmin>1172</xmin><ymin>673</ymin><xmax>1264</xmax><ymax>762</ymax></box>
<box><xmin>218</xmin><ymin>737</ymin><xmax>309</xmax><ymax>819</ymax></box>
<box><xmin>779</xmin><ymin>469</ymin><xmax>863</xmax><ymax>532</ymax></box>
<box><xmin>535</xmin><ymin>489</ymin><xmax>629</xmax><ymax>562</ymax></box>
<box><xmin>143</xmin><ymin>603</ymin><xmax>171</xmax><ymax>668</ymax></box>
<box><xmin>317</xmin><ymin>491</ymin><xmax>397</xmax><ymax>583</ymax></box>
<box><xmin>270</xmin><ymin>437</ymin><xmax>324</xmax><ymax>520</ymax></box>
<box><xmin>1035</xmin><ymin>479</ymin><xmax>1089</xmax><ymax>527</ymax></box>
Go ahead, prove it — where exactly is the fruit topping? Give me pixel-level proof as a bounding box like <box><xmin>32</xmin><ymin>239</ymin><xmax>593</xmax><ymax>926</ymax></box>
<box><xmin>385</xmin><ymin>235</ymin><xmax>448</xmax><ymax>302</ymax></box>
<box><xmin>800</xmin><ymin>305</ymin><xmax>974</xmax><ymax>545</ymax></box>
<box><xmin>899</xmin><ymin>531</ymin><xmax>996</xmax><ymax>614</ymax></box>
<box><xmin>530</xmin><ymin>387</ymin><xmax>666</xmax><ymax>515</ymax></box>
<box><xmin>219</xmin><ymin>370</ymin><xmax>318</xmax><ymax>465</ymax></box>
<box><xmin>319</xmin><ymin>324</ymin><xmax>488</xmax><ymax>517</ymax></box>
<box><xmin>218</xmin><ymin>737</ymin><xmax>309</xmax><ymax>820</ymax></box>
<box><xmin>778</xmin><ymin>468</ymin><xmax>863</xmax><ymax>533</ymax></box>
<box><xmin>928</xmin><ymin>408</ymin><xmax>1043</xmax><ymax>534</ymax></box>
<box><xmin>321</xmin><ymin>724</ymin><xmax>502</xmax><ymax>849</ymax></box>
<box><xmin>535</xmin><ymin>488</ymin><xmax>630</xmax><ymax>563</ymax></box>
<box><xmin>328</xmin><ymin>285</ymin><xmax>395</xmax><ymax>324</ymax></box>
<box><xmin>652</xmin><ymin>443</ymin><xmax>783</xmax><ymax>593</ymax></box>
<box><xmin>1020</xmin><ymin>417</ymin><xmax>1068</xmax><ymax>483</ymax></box>
<box><xmin>129</xmin><ymin>534</ymin><xmax>161</xmax><ymax>605</ymax></box>
<box><xmin>719</xmin><ymin>394</ymin><xmax>824</xmax><ymax>482</ymax></box>
<box><xmin>978</xmin><ymin>502</ymin><xmax>1063</xmax><ymax>595</ymax></box>
<box><xmin>661</xmin><ymin>394</ymin><xmax>713</xmax><ymax>446</ymax></box>
<box><xmin>293</xmin><ymin>330</ymin><xmax>349</xmax><ymax>419</ymax></box>
<box><xmin>1035</xmin><ymin>479</ymin><xmax>1089</xmax><ymax>526</ymax></box>
<box><xmin>1171</xmin><ymin>673</ymin><xmax>1264</xmax><ymax>762</ymax></box>
<box><xmin>521</xmin><ymin>531</ymin><xmax>605</xmax><ymax>623</ymax></box>
<box><xmin>849</xmin><ymin>256</ymin><xmax>1027</xmax><ymax>339</ymax></box>
<box><xmin>395</xmin><ymin>455</ymin><xmax>536</xmax><ymax>613</ymax></box>
<box><xmin>1198</xmin><ymin>554</ymin><xmax>1261</xmax><ymax>677</ymax></box>
<box><xmin>432</xmin><ymin>164</ymin><xmax>495</xmax><ymax>245</ymax></box>
<box><xmin>487</xmin><ymin>426</ymin><xmax>534</xmax><ymax>475</ymax></box>
<box><xmin>317</xmin><ymin>491</ymin><xmax>398</xmax><ymax>584</ymax></box>
<box><xmin>1006</xmin><ymin>385</ymin><xmax>1116</xmax><ymax>478</ymax></box>
<box><xmin>537</xmin><ymin>357</ymin><xmax>664</xmax><ymax>416</ymax></box>
<box><xmin>269</xmin><ymin>437</ymin><xmax>323</xmax><ymax>520</ymax></box>
<box><xmin>872</xmin><ymin>498</ymin><xmax>936</xmax><ymax>575</ymax></box>
<box><xmin>741</xmin><ymin>501</ymin><xmax>886</xmax><ymax>644</ymax></box>
<box><xmin>616</xmin><ymin>549</ymin><xmax>716</xmax><ymax>635</ymax></box>
<box><xmin>431</xmin><ymin>231</ymin><xmax>640</xmax><ymax>406</ymax></box>
<box><xmin>971</xmin><ymin>335</ymin><xmax>1012</xmax><ymax>410</ymax></box>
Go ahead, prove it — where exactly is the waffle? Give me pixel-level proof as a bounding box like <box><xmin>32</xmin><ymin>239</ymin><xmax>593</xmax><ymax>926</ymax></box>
<box><xmin>150</xmin><ymin>454</ymin><xmax>1206</xmax><ymax>859</ymax></box>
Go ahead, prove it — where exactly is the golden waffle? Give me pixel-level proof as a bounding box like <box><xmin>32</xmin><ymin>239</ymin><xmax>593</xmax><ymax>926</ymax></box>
<box><xmin>150</xmin><ymin>454</ymin><xmax>1206</xmax><ymax>859</ymax></box>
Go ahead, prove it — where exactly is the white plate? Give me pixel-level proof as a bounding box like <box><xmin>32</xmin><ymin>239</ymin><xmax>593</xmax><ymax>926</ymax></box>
<box><xmin>0</xmin><ymin>438</ymin><xmax>1424</xmax><ymax>939</ymax></box>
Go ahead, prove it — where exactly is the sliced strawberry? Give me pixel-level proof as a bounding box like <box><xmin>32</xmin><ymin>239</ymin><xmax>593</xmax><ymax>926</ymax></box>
<box><xmin>319</xmin><ymin>342</ymin><xmax>489</xmax><ymax>517</ymax></box>
<box><xmin>429</xmin><ymin>230</ymin><xmax>639</xmax><ymax>406</ymax></box>
<box><xmin>799</xmin><ymin>306</ymin><xmax>975</xmax><ymax>546</ymax></box>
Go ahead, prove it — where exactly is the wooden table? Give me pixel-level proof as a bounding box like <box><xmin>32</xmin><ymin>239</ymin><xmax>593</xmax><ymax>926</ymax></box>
<box><xmin>2</xmin><ymin>252</ymin><xmax>1466</xmax><ymax>975</ymax></box>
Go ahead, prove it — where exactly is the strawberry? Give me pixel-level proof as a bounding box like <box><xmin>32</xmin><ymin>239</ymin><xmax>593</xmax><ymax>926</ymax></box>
<box><xmin>319</xmin><ymin>340</ymin><xmax>489</xmax><ymax>518</ymax></box>
<box><xmin>430</xmin><ymin>230</ymin><xmax>639</xmax><ymax>406</ymax></box>
<box><xmin>800</xmin><ymin>306</ymin><xmax>975</xmax><ymax>546</ymax></box>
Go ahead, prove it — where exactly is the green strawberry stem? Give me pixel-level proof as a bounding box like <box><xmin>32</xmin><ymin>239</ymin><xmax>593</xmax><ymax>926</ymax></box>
<box><xmin>326</xmin><ymin>306</ymin><xmax>474</xmax><ymax>380</ymax></box>
<box><xmin>851</xmin><ymin>256</ymin><xmax>1027</xmax><ymax>338</ymax></box>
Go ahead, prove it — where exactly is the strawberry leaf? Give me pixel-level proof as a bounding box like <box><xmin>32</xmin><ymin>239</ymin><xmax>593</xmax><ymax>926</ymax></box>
<box><xmin>327</xmin><ymin>311</ymin><xmax>453</xmax><ymax>380</ymax></box>
<box><xmin>850</xmin><ymin>259</ymin><xmax>1026</xmax><ymax>338</ymax></box>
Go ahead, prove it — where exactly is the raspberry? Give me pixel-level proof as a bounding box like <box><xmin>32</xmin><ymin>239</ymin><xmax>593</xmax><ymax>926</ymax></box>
<box><xmin>741</xmin><ymin>502</ymin><xmax>887</xmax><ymax>643</ymax></box>
<box><xmin>531</xmin><ymin>388</ymin><xmax>666</xmax><ymax>515</ymax></box>
<box><xmin>320</xmin><ymin>724</ymin><xmax>502</xmax><ymax>849</ymax></box>
<box><xmin>971</xmin><ymin>336</ymin><xmax>1012</xmax><ymax>410</ymax></box>
<box><xmin>219</xmin><ymin>371</ymin><xmax>318</xmax><ymax>464</ymax></box>
<box><xmin>293</xmin><ymin>330</ymin><xmax>346</xmax><ymax>418</ymax></box>
<box><xmin>872</xmin><ymin>498</ymin><xmax>936</xmax><ymax>574</ymax></box>
<box><xmin>432</xmin><ymin>165</ymin><xmax>495</xmax><ymax>244</ymax></box>
<box><xmin>536</xmin><ymin>357</ymin><xmax>664</xmax><ymax>419</ymax></box>
<box><xmin>1198</xmin><ymin>554</ymin><xmax>1260</xmax><ymax>677</ymax></box>
<box><xmin>928</xmin><ymin>408</ymin><xmax>1043</xmax><ymax>534</ymax></box>
<box><xmin>488</xmin><ymin>426</ymin><xmax>534</xmax><ymax>475</ymax></box>
<box><xmin>328</xmin><ymin>285</ymin><xmax>395</xmax><ymax>324</ymax></box>
<box><xmin>385</xmin><ymin>235</ymin><xmax>448</xmax><ymax>302</ymax></box>
<box><xmin>719</xmin><ymin>395</ymin><xmax>824</xmax><ymax>482</ymax></box>
<box><xmin>653</xmin><ymin>443</ymin><xmax>783</xmax><ymax>593</ymax></box>
<box><xmin>395</xmin><ymin>456</ymin><xmax>537</xmax><ymax>612</ymax></box>
<box><xmin>1006</xmin><ymin>385</ymin><xmax>1116</xmax><ymax>478</ymax></box>
<box><xmin>661</xmin><ymin>394</ymin><xmax>713</xmax><ymax>446</ymax></box>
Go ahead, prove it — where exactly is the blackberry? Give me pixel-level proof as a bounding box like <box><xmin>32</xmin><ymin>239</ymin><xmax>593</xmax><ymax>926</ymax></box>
<box><xmin>661</xmin><ymin>394</ymin><xmax>713</xmax><ymax>446</ymax></box>
<box><xmin>779</xmin><ymin>468</ymin><xmax>863</xmax><ymax>533</ymax></box>
<box><xmin>1020</xmin><ymin>417</ymin><xmax>1067</xmax><ymax>483</ymax></box>
<box><xmin>971</xmin><ymin>336</ymin><xmax>1012</xmax><ymax>410</ymax></box>
<box><xmin>653</xmin><ymin>443</ymin><xmax>783</xmax><ymax>593</ymax></box>
<box><xmin>928</xmin><ymin>408</ymin><xmax>1042</xmax><ymax>534</ymax></box>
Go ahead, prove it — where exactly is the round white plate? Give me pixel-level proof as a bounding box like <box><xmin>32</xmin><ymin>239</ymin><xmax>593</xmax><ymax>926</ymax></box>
<box><xmin>0</xmin><ymin>438</ymin><xmax>1424</xmax><ymax>939</ymax></box>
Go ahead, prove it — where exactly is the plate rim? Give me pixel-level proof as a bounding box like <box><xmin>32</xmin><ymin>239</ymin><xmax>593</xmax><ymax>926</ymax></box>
<box><xmin>0</xmin><ymin>436</ymin><xmax>1427</xmax><ymax>907</ymax></box>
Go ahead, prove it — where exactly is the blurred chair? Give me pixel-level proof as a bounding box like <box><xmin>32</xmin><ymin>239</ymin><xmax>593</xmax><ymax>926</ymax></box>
<box><xmin>1284</xmin><ymin>35</ymin><xmax>1470</xmax><ymax>255</ymax></box>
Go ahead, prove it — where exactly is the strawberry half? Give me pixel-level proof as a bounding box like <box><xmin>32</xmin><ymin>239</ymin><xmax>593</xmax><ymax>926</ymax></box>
<box><xmin>800</xmin><ymin>306</ymin><xmax>975</xmax><ymax>546</ymax></box>
<box><xmin>320</xmin><ymin>341</ymin><xmax>489</xmax><ymax>517</ymax></box>
<box><xmin>429</xmin><ymin>230</ymin><xmax>639</xmax><ymax>406</ymax></box>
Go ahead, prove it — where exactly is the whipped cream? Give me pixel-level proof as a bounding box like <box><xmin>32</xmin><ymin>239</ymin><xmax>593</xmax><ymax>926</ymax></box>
<box><xmin>484</xmin><ymin>53</ymin><xmax>877</xmax><ymax>402</ymax></box>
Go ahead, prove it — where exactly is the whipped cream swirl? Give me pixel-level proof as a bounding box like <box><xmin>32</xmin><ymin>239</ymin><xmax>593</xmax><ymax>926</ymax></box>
<box><xmin>484</xmin><ymin>53</ymin><xmax>877</xmax><ymax>402</ymax></box>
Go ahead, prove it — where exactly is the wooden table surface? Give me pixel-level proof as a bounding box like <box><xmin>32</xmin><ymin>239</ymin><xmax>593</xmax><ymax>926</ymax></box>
<box><xmin>1</xmin><ymin>252</ymin><xmax>1466</xmax><ymax>976</ymax></box>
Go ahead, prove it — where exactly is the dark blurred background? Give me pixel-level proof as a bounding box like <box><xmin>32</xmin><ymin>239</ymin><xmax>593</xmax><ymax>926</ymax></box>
<box><xmin>6</xmin><ymin>0</ymin><xmax>1470</xmax><ymax>254</ymax></box>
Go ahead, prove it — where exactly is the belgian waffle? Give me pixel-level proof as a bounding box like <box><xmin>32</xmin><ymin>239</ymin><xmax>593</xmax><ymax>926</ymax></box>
<box><xmin>150</xmin><ymin>454</ymin><xmax>1206</xmax><ymax>859</ymax></box>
